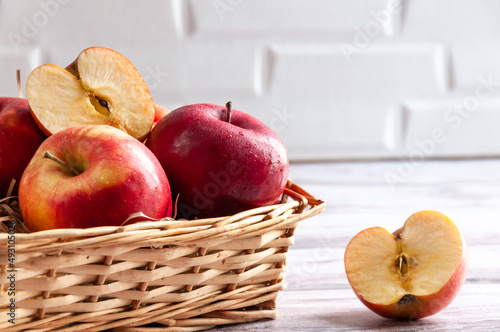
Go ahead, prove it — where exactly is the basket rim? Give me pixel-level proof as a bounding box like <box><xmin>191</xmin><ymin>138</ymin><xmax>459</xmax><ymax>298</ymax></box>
<box><xmin>0</xmin><ymin>179</ymin><xmax>325</xmax><ymax>246</ymax></box>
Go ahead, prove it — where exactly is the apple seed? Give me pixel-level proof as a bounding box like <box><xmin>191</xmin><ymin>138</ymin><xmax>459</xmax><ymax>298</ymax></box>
<box><xmin>88</xmin><ymin>95</ymin><xmax>112</xmax><ymax>117</ymax></box>
<box><xmin>99</xmin><ymin>99</ymin><xmax>110</xmax><ymax>109</ymax></box>
<box><xmin>395</xmin><ymin>252</ymin><xmax>409</xmax><ymax>277</ymax></box>
<box><xmin>78</xmin><ymin>79</ymin><xmax>112</xmax><ymax>117</ymax></box>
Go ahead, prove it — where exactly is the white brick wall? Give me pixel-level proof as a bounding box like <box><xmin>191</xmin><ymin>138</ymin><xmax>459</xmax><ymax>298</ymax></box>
<box><xmin>1</xmin><ymin>0</ymin><xmax>500</xmax><ymax>161</ymax></box>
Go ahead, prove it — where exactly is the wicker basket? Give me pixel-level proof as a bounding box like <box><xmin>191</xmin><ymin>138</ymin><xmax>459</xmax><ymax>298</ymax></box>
<box><xmin>0</xmin><ymin>179</ymin><xmax>324</xmax><ymax>331</ymax></box>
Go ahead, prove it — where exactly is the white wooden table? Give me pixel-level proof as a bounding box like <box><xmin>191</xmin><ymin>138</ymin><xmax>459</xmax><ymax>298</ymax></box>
<box><xmin>212</xmin><ymin>159</ymin><xmax>500</xmax><ymax>331</ymax></box>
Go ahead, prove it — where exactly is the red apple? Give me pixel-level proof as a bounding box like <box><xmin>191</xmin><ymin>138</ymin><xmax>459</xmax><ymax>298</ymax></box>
<box><xmin>344</xmin><ymin>210</ymin><xmax>468</xmax><ymax>320</ymax></box>
<box><xmin>145</xmin><ymin>102</ymin><xmax>289</xmax><ymax>219</ymax></box>
<box><xmin>153</xmin><ymin>104</ymin><xmax>170</xmax><ymax>128</ymax></box>
<box><xmin>0</xmin><ymin>97</ymin><xmax>46</xmax><ymax>197</ymax></box>
<box><xmin>19</xmin><ymin>125</ymin><xmax>172</xmax><ymax>231</ymax></box>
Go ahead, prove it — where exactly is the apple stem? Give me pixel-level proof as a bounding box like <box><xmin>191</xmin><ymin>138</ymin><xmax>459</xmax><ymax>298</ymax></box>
<box><xmin>17</xmin><ymin>69</ymin><xmax>23</xmax><ymax>98</ymax></box>
<box><xmin>225</xmin><ymin>101</ymin><xmax>232</xmax><ymax>123</ymax></box>
<box><xmin>44</xmin><ymin>151</ymin><xmax>81</xmax><ymax>177</ymax></box>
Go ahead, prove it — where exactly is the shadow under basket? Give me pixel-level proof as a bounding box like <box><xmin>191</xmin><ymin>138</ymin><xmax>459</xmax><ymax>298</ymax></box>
<box><xmin>0</xmin><ymin>179</ymin><xmax>325</xmax><ymax>331</ymax></box>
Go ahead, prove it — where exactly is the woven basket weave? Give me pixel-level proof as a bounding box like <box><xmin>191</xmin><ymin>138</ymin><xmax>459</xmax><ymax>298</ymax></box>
<box><xmin>0</xmin><ymin>179</ymin><xmax>324</xmax><ymax>331</ymax></box>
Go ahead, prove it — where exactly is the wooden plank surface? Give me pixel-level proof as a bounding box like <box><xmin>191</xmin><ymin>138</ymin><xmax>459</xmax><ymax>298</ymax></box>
<box><xmin>211</xmin><ymin>159</ymin><xmax>500</xmax><ymax>331</ymax></box>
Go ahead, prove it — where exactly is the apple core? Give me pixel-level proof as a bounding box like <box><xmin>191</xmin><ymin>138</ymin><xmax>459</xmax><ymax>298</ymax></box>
<box><xmin>395</xmin><ymin>252</ymin><xmax>409</xmax><ymax>277</ymax></box>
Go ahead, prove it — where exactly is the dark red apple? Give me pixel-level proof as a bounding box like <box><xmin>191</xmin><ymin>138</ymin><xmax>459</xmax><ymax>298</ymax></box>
<box><xmin>0</xmin><ymin>97</ymin><xmax>46</xmax><ymax>197</ymax></box>
<box><xmin>146</xmin><ymin>102</ymin><xmax>289</xmax><ymax>219</ymax></box>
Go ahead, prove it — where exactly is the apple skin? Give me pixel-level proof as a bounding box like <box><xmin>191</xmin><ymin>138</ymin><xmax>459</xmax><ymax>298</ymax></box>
<box><xmin>19</xmin><ymin>125</ymin><xmax>172</xmax><ymax>231</ymax></box>
<box><xmin>153</xmin><ymin>104</ymin><xmax>170</xmax><ymax>127</ymax></box>
<box><xmin>146</xmin><ymin>103</ymin><xmax>289</xmax><ymax>219</ymax></box>
<box><xmin>0</xmin><ymin>97</ymin><xmax>46</xmax><ymax>197</ymax></box>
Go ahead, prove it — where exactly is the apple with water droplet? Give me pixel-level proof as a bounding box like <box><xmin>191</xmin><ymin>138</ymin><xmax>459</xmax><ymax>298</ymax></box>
<box><xmin>146</xmin><ymin>102</ymin><xmax>289</xmax><ymax>219</ymax></box>
<box><xmin>19</xmin><ymin>125</ymin><xmax>172</xmax><ymax>231</ymax></box>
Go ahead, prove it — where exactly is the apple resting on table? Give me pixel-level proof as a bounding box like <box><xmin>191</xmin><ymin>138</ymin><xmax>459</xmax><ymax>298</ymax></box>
<box><xmin>344</xmin><ymin>210</ymin><xmax>468</xmax><ymax>320</ymax></box>
<box><xmin>26</xmin><ymin>46</ymin><xmax>155</xmax><ymax>141</ymax></box>
<box><xmin>19</xmin><ymin>125</ymin><xmax>172</xmax><ymax>231</ymax></box>
<box><xmin>146</xmin><ymin>102</ymin><xmax>289</xmax><ymax>219</ymax></box>
<box><xmin>0</xmin><ymin>97</ymin><xmax>46</xmax><ymax>197</ymax></box>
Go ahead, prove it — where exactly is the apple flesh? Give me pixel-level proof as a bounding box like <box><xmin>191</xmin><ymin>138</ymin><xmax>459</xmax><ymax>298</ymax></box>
<box><xmin>146</xmin><ymin>102</ymin><xmax>289</xmax><ymax>219</ymax></box>
<box><xmin>0</xmin><ymin>97</ymin><xmax>46</xmax><ymax>197</ymax></box>
<box><xmin>19</xmin><ymin>125</ymin><xmax>172</xmax><ymax>231</ymax></box>
<box><xmin>344</xmin><ymin>210</ymin><xmax>468</xmax><ymax>320</ymax></box>
<box><xmin>26</xmin><ymin>47</ymin><xmax>155</xmax><ymax>141</ymax></box>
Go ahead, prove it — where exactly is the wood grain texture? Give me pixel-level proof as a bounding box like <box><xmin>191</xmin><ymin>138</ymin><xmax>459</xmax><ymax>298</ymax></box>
<box><xmin>211</xmin><ymin>160</ymin><xmax>500</xmax><ymax>331</ymax></box>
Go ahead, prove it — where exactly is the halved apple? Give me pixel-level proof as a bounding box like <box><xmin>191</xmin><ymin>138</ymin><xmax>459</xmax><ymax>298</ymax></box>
<box><xmin>26</xmin><ymin>47</ymin><xmax>154</xmax><ymax>141</ymax></box>
<box><xmin>344</xmin><ymin>210</ymin><xmax>468</xmax><ymax>319</ymax></box>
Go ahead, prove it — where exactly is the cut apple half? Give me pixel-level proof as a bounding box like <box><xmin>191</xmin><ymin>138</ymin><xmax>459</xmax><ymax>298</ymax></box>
<box><xmin>344</xmin><ymin>210</ymin><xmax>468</xmax><ymax>319</ymax></box>
<box><xmin>26</xmin><ymin>47</ymin><xmax>154</xmax><ymax>141</ymax></box>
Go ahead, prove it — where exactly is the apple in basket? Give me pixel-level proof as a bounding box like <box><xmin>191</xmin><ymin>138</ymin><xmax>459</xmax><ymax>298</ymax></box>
<box><xmin>25</xmin><ymin>46</ymin><xmax>155</xmax><ymax>141</ymax></box>
<box><xmin>153</xmin><ymin>104</ymin><xmax>170</xmax><ymax>128</ymax></box>
<box><xmin>0</xmin><ymin>97</ymin><xmax>46</xmax><ymax>197</ymax></box>
<box><xmin>19</xmin><ymin>125</ymin><xmax>172</xmax><ymax>231</ymax></box>
<box><xmin>146</xmin><ymin>102</ymin><xmax>289</xmax><ymax>219</ymax></box>
<box><xmin>344</xmin><ymin>210</ymin><xmax>468</xmax><ymax>319</ymax></box>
